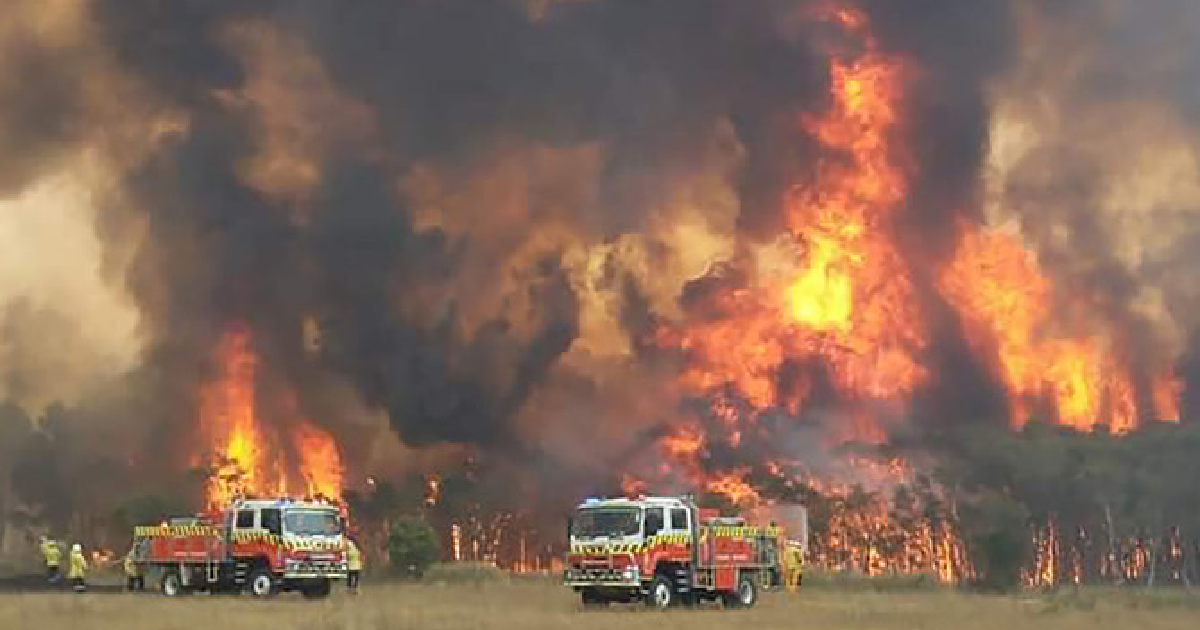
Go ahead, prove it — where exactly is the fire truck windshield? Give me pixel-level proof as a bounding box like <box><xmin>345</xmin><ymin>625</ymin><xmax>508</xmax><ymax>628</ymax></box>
<box><xmin>571</xmin><ymin>507</ymin><xmax>641</xmax><ymax>538</ymax></box>
<box><xmin>284</xmin><ymin>509</ymin><xmax>341</xmax><ymax>536</ymax></box>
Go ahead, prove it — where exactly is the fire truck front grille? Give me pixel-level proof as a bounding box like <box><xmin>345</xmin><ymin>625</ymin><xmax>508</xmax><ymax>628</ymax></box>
<box><xmin>564</xmin><ymin>565</ymin><xmax>639</xmax><ymax>586</ymax></box>
<box><xmin>284</xmin><ymin>560</ymin><xmax>347</xmax><ymax>577</ymax></box>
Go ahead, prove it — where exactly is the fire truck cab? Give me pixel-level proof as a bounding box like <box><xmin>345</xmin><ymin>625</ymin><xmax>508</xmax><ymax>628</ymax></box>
<box><xmin>132</xmin><ymin>498</ymin><xmax>348</xmax><ymax>599</ymax></box>
<box><xmin>564</xmin><ymin>495</ymin><xmax>784</xmax><ymax>609</ymax></box>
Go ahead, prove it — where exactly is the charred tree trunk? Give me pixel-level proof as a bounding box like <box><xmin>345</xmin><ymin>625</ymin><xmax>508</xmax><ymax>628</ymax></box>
<box><xmin>1146</xmin><ymin>534</ymin><xmax>1158</xmax><ymax>589</ymax></box>
<box><xmin>1181</xmin><ymin>532</ymin><xmax>1192</xmax><ymax>588</ymax></box>
<box><xmin>1103</xmin><ymin>503</ymin><xmax>1123</xmax><ymax>585</ymax></box>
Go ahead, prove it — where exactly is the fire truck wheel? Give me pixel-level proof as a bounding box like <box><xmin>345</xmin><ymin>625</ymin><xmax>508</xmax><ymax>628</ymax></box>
<box><xmin>301</xmin><ymin>580</ymin><xmax>332</xmax><ymax>599</ymax></box>
<box><xmin>722</xmin><ymin>574</ymin><xmax>758</xmax><ymax>609</ymax></box>
<box><xmin>579</xmin><ymin>588</ymin><xmax>607</xmax><ymax>608</ymax></box>
<box><xmin>646</xmin><ymin>576</ymin><xmax>676</xmax><ymax>609</ymax></box>
<box><xmin>576</xmin><ymin>588</ymin><xmax>604</xmax><ymax>607</ymax></box>
<box><xmin>160</xmin><ymin>569</ymin><xmax>186</xmax><ymax>598</ymax></box>
<box><xmin>247</xmin><ymin>568</ymin><xmax>279</xmax><ymax>598</ymax></box>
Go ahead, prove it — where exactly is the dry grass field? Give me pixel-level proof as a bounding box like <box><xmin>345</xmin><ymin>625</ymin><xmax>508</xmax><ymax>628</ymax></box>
<box><xmin>0</xmin><ymin>576</ymin><xmax>1197</xmax><ymax>630</ymax></box>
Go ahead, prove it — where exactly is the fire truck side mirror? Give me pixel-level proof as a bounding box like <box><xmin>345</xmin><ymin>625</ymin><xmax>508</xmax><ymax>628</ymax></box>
<box><xmin>566</xmin><ymin>516</ymin><xmax>573</xmax><ymax>542</ymax></box>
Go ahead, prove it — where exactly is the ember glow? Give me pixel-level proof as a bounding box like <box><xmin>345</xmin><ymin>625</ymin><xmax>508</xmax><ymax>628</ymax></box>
<box><xmin>639</xmin><ymin>4</ymin><xmax>1182</xmax><ymax>581</ymax></box>
<box><xmin>657</xmin><ymin>6</ymin><xmax>927</xmax><ymax>442</ymax></box>
<box><xmin>199</xmin><ymin>325</ymin><xmax>344</xmax><ymax>507</ymax></box>
<box><xmin>658</xmin><ymin>4</ymin><xmax>1181</xmax><ymax>459</ymax></box>
<box><xmin>4</xmin><ymin>0</ymin><xmax>1196</xmax><ymax>586</ymax></box>
<box><xmin>939</xmin><ymin>226</ymin><xmax>1181</xmax><ymax>432</ymax></box>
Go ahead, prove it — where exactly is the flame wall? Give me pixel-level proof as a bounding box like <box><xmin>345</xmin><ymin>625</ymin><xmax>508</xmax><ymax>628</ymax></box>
<box><xmin>0</xmin><ymin>0</ymin><xmax>1198</xmax><ymax>535</ymax></box>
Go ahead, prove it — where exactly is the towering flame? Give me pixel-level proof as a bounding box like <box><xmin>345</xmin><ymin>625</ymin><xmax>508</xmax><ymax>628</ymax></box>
<box><xmin>641</xmin><ymin>2</ymin><xmax>1182</xmax><ymax>581</ymax></box>
<box><xmin>939</xmin><ymin>228</ymin><xmax>1122</xmax><ymax>431</ymax></box>
<box><xmin>292</xmin><ymin>422</ymin><xmax>344</xmax><ymax>500</ymax></box>
<box><xmin>938</xmin><ymin>225</ymin><xmax>1179</xmax><ymax>432</ymax></box>
<box><xmin>199</xmin><ymin>325</ymin><xmax>344</xmax><ymax>507</ymax></box>
<box><xmin>658</xmin><ymin>4</ymin><xmax>926</xmax><ymax>442</ymax></box>
<box><xmin>783</xmin><ymin>9</ymin><xmax>926</xmax><ymax>403</ymax></box>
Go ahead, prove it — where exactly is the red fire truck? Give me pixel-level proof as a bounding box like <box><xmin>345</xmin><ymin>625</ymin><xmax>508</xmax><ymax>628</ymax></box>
<box><xmin>130</xmin><ymin>498</ymin><xmax>348</xmax><ymax>598</ymax></box>
<box><xmin>563</xmin><ymin>495</ymin><xmax>788</xmax><ymax>609</ymax></box>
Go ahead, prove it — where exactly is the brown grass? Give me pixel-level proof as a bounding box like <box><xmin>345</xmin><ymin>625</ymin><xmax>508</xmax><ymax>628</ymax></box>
<box><xmin>2</xmin><ymin>577</ymin><xmax>1197</xmax><ymax>630</ymax></box>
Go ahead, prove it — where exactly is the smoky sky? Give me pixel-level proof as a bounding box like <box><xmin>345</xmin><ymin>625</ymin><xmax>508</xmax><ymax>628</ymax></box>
<box><xmin>17</xmin><ymin>0</ymin><xmax>1194</xmax><ymax>516</ymax></box>
<box><xmin>85</xmin><ymin>0</ymin><xmax>1020</xmax><ymax>458</ymax></box>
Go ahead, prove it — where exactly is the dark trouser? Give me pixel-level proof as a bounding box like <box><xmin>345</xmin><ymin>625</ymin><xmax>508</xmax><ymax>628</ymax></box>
<box><xmin>71</xmin><ymin>577</ymin><xmax>86</xmax><ymax>593</ymax></box>
<box><xmin>785</xmin><ymin>569</ymin><xmax>802</xmax><ymax>592</ymax></box>
<box><xmin>127</xmin><ymin>576</ymin><xmax>144</xmax><ymax>591</ymax></box>
<box><xmin>347</xmin><ymin>571</ymin><xmax>360</xmax><ymax>591</ymax></box>
<box><xmin>46</xmin><ymin>565</ymin><xmax>59</xmax><ymax>582</ymax></box>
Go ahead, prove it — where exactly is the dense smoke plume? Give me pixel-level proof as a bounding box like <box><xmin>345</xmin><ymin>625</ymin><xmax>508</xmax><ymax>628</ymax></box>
<box><xmin>0</xmin><ymin>0</ymin><xmax>1198</xmax><ymax>562</ymax></box>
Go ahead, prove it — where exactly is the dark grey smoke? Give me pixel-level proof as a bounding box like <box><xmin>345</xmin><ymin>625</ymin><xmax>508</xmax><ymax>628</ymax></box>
<box><xmin>78</xmin><ymin>0</ymin><xmax>837</xmax><ymax>461</ymax></box>
<box><xmin>861</xmin><ymin>0</ymin><xmax>1012</xmax><ymax>260</ymax></box>
<box><xmin>12</xmin><ymin>0</ymin><xmax>1192</xmax><ymax>546</ymax></box>
<box><xmin>309</xmin><ymin>157</ymin><xmax>580</xmax><ymax>447</ymax></box>
<box><xmin>0</xmin><ymin>19</ymin><xmax>88</xmax><ymax>196</ymax></box>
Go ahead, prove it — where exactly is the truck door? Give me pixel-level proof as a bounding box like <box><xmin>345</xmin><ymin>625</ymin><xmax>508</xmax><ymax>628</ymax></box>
<box><xmin>667</xmin><ymin>507</ymin><xmax>693</xmax><ymax>586</ymax></box>
<box><xmin>234</xmin><ymin>509</ymin><xmax>256</xmax><ymax>534</ymax></box>
<box><xmin>260</xmin><ymin>508</ymin><xmax>282</xmax><ymax>537</ymax></box>
<box><xmin>667</xmin><ymin>507</ymin><xmax>690</xmax><ymax>539</ymax></box>
<box><xmin>231</xmin><ymin>508</ymin><xmax>257</xmax><ymax>557</ymax></box>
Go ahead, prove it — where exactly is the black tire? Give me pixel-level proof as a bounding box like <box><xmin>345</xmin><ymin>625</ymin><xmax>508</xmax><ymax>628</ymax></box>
<box><xmin>301</xmin><ymin>580</ymin><xmax>332</xmax><ymax>600</ymax></box>
<box><xmin>247</xmin><ymin>568</ymin><xmax>279</xmax><ymax>599</ymax></box>
<box><xmin>211</xmin><ymin>582</ymin><xmax>242</xmax><ymax>596</ymax></box>
<box><xmin>646</xmin><ymin>576</ymin><xmax>676</xmax><ymax>609</ymax></box>
<box><xmin>580</xmin><ymin>587</ymin><xmax>608</xmax><ymax>608</ymax></box>
<box><xmin>722</xmin><ymin>573</ymin><xmax>758</xmax><ymax>609</ymax></box>
<box><xmin>160</xmin><ymin>569</ymin><xmax>186</xmax><ymax>598</ymax></box>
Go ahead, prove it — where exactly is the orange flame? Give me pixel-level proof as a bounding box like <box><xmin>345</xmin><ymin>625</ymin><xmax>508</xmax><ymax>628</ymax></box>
<box><xmin>660</xmin><ymin>425</ymin><xmax>705</xmax><ymax>460</ymax></box>
<box><xmin>705</xmin><ymin>470</ymin><xmax>762</xmax><ymax>508</ymax></box>
<box><xmin>200</xmin><ymin>327</ymin><xmax>265</xmax><ymax>507</ymax></box>
<box><xmin>293</xmin><ymin>421</ymin><xmax>343</xmax><ymax>500</ymax></box>
<box><xmin>199</xmin><ymin>325</ymin><xmax>344</xmax><ymax>507</ymax></box>
<box><xmin>658</xmin><ymin>6</ymin><xmax>925</xmax><ymax>439</ymax></box>
<box><xmin>937</xmin><ymin>226</ymin><xmax>1176</xmax><ymax>433</ymax></box>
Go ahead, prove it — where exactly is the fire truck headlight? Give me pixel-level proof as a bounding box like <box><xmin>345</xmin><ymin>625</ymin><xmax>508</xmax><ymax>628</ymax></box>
<box><xmin>622</xmin><ymin>566</ymin><xmax>638</xmax><ymax>581</ymax></box>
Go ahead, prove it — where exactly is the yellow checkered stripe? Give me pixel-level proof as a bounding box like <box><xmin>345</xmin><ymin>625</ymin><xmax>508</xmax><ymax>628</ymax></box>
<box><xmin>132</xmin><ymin>527</ymin><xmax>344</xmax><ymax>552</ymax></box>
<box><xmin>708</xmin><ymin>526</ymin><xmax>781</xmax><ymax>537</ymax></box>
<box><xmin>133</xmin><ymin>526</ymin><xmax>221</xmax><ymax>538</ymax></box>
<box><xmin>569</xmin><ymin>526</ymin><xmax>781</xmax><ymax>554</ymax></box>
<box><xmin>231</xmin><ymin>533</ymin><xmax>345</xmax><ymax>552</ymax></box>
<box><xmin>230</xmin><ymin>532</ymin><xmax>281</xmax><ymax>545</ymax></box>
<box><xmin>280</xmin><ymin>539</ymin><xmax>345</xmax><ymax>552</ymax></box>
<box><xmin>571</xmin><ymin>542</ymin><xmax>646</xmax><ymax>554</ymax></box>
<box><xmin>571</xmin><ymin>534</ymin><xmax>692</xmax><ymax>555</ymax></box>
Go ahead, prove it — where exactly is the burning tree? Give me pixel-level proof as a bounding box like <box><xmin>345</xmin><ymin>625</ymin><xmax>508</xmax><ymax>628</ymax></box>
<box><xmin>1</xmin><ymin>0</ymin><xmax>1198</xmax><ymax>592</ymax></box>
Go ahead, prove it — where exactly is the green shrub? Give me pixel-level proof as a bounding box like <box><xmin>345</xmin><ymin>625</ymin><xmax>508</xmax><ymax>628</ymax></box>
<box><xmin>387</xmin><ymin>516</ymin><xmax>440</xmax><ymax>578</ymax></box>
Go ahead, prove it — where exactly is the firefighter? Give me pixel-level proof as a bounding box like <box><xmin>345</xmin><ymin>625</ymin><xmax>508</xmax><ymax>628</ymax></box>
<box><xmin>781</xmin><ymin>539</ymin><xmax>804</xmax><ymax>593</ymax></box>
<box><xmin>68</xmin><ymin>543</ymin><xmax>88</xmax><ymax>593</ymax></box>
<box><xmin>123</xmin><ymin>545</ymin><xmax>144</xmax><ymax>592</ymax></box>
<box><xmin>346</xmin><ymin>537</ymin><xmax>363</xmax><ymax>593</ymax></box>
<box><xmin>39</xmin><ymin>536</ymin><xmax>61</xmax><ymax>583</ymax></box>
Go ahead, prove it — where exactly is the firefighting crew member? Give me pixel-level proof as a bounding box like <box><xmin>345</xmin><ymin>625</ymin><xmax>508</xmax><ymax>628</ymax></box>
<box><xmin>782</xmin><ymin>539</ymin><xmax>804</xmax><ymax>593</ymax></box>
<box><xmin>68</xmin><ymin>543</ymin><xmax>88</xmax><ymax>593</ymax></box>
<box><xmin>39</xmin><ymin>536</ymin><xmax>61</xmax><ymax>583</ymax></box>
<box><xmin>346</xmin><ymin>537</ymin><xmax>363</xmax><ymax>593</ymax></box>
<box><xmin>124</xmin><ymin>546</ymin><xmax>144</xmax><ymax>591</ymax></box>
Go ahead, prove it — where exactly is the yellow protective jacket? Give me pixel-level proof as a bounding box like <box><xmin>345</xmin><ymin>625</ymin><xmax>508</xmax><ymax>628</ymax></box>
<box><xmin>346</xmin><ymin>540</ymin><xmax>363</xmax><ymax>572</ymax></box>
<box><xmin>68</xmin><ymin>549</ymin><xmax>88</xmax><ymax>580</ymax></box>
<box><xmin>784</xmin><ymin>545</ymin><xmax>803</xmax><ymax>568</ymax></box>
<box><xmin>782</xmin><ymin>540</ymin><xmax>801</xmax><ymax>585</ymax></box>
<box><xmin>40</xmin><ymin>540</ymin><xmax>61</xmax><ymax>567</ymax></box>
<box><xmin>124</xmin><ymin>552</ymin><xmax>140</xmax><ymax>577</ymax></box>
